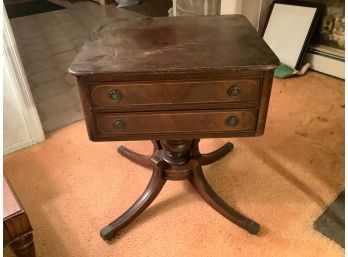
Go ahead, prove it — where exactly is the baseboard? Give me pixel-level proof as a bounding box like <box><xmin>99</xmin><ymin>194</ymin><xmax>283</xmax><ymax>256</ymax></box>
<box><xmin>4</xmin><ymin>138</ymin><xmax>33</xmax><ymax>155</ymax></box>
<box><xmin>304</xmin><ymin>52</ymin><xmax>345</xmax><ymax>79</ymax></box>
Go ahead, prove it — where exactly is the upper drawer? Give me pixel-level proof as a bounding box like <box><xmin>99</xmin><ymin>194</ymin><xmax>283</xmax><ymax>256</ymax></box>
<box><xmin>89</xmin><ymin>79</ymin><xmax>261</xmax><ymax>108</ymax></box>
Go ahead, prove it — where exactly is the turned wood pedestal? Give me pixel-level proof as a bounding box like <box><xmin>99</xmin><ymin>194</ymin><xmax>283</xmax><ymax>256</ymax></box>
<box><xmin>69</xmin><ymin>15</ymin><xmax>279</xmax><ymax>241</ymax></box>
<box><xmin>100</xmin><ymin>139</ymin><xmax>260</xmax><ymax>240</ymax></box>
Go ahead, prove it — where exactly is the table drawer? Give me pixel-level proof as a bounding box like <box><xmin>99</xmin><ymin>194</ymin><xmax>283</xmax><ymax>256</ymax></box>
<box><xmin>89</xmin><ymin>79</ymin><xmax>261</xmax><ymax>108</ymax></box>
<box><xmin>94</xmin><ymin>109</ymin><xmax>257</xmax><ymax>136</ymax></box>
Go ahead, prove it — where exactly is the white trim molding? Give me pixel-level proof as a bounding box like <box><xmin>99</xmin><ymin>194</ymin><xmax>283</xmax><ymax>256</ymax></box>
<box><xmin>3</xmin><ymin>10</ymin><xmax>45</xmax><ymax>155</ymax></box>
<box><xmin>304</xmin><ymin>52</ymin><xmax>345</xmax><ymax>79</ymax></box>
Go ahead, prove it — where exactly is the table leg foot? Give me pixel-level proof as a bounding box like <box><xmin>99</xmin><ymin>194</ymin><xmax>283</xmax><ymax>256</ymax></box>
<box><xmin>100</xmin><ymin>162</ymin><xmax>166</xmax><ymax>240</ymax></box>
<box><xmin>189</xmin><ymin>160</ymin><xmax>260</xmax><ymax>235</ymax></box>
<box><xmin>11</xmin><ymin>233</ymin><xmax>36</xmax><ymax>257</ymax></box>
<box><xmin>118</xmin><ymin>146</ymin><xmax>153</xmax><ymax>168</ymax></box>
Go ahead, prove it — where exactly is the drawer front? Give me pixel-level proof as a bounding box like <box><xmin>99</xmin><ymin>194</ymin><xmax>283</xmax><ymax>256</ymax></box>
<box><xmin>90</xmin><ymin>79</ymin><xmax>261</xmax><ymax>108</ymax></box>
<box><xmin>94</xmin><ymin>109</ymin><xmax>257</xmax><ymax>136</ymax></box>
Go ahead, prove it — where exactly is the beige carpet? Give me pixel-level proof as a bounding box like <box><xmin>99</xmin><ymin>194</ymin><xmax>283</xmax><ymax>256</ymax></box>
<box><xmin>4</xmin><ymin>71</ymin><xmax>344</xmax><ymax>257</ymax></box>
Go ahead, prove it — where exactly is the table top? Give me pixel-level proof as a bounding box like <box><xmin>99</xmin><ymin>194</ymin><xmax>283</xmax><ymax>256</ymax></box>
<box><xmin>69</xmin><ymin>15</ymin><xmax>279</xmax><ymax>76</ymax></box>
<box><xmin>4</xmin><ymin>176</ymin><xmax>22</xmax><ymax>220</ymax></box>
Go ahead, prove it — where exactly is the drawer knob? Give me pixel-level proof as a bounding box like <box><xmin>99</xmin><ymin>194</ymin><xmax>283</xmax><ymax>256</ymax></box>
<box><xmin>226</xmin><ymin>116</ymin><xmax>239</xmax><ymax>127</ymax></box>
<box><xmin>112</xmin><ymin>119</ymin><xmax>127</xmax><ymax>131</ymax></box>
<box><xmin>108</xmin><ymin>89</ymin><xmax>123</xmax><ymax>102</ymax></box>
<box><xmin>228</xmin><ymin>86</ymin><xmax>240</xmax><ymax>97</ymax></box>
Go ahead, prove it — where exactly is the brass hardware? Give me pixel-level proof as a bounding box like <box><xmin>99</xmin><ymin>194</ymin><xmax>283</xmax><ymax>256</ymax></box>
<box><xmin>227</xmin><ymin>85</ymin><xmax>240</xmax><ymax>97</ymax></box>
<box><xmin>108</xmin><ymin>89</ymin><xmax>123</xmax><ymax>102</ymax></box>
<box><xmin>112</xmin><ymin>119</ymin><xmax>127</xmax><ymax>131</ymax></box>
<box><xmin>226</xmin><ymin>116</ymin><xmax>239</xmax><ymax>127</ymax></box>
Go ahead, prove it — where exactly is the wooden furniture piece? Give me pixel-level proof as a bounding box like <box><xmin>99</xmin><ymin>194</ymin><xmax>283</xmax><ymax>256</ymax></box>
<box><xmin>3</xmin><ymin>176</ymin><xmax>36</xmax><ymax>257</ymax></box>
<box><xmin>69</xmin><ymin>15</ymin><xmax>279</xmax><ymax>241</ymax></box>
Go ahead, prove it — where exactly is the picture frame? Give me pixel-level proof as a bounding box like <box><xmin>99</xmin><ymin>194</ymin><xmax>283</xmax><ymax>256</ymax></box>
<box><xmin>304</xmin><ymin>0</ymin><xmax>345</xmax><ymax>79</ymax></box>
<box><xmin>262</xmin><ymin>0</ymin><xmax>323</xmax><ymax>70</ymax></box>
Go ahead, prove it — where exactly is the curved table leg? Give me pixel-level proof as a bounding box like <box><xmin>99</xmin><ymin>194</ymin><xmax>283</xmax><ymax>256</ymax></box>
<box><xmin>118</xmin><ymin>146</ymin><xmax>153</xmax><ymax>168</ymax></box>
<box><xmin>152</xmin><ymin>140</ymin><xmax>162</xmax><ymax>150</ymax></box>
<box><xmin>200</xmin><ymin>142</ymin><xmax>234</xmax><ymax>165</ymax></box>
<box><xmin>189</xmin><ymin>160</ymin><xmax>260</xmax><ymax>235</ymax></box>
<box><xmin>194</xmin><ymin>141</ymin><xmax>234</xmax><ymax>166</ymax></box>
<box><xmin>100</xmin><ymin>161</ymin><xmax>166</xmax><ymax>240</ymax></box>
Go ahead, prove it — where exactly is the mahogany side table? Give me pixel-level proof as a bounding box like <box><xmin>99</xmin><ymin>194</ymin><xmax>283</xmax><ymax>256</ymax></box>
<box><xmin>4</xmin><ymin>176</ymin><xmax>36</xmax><ymax>256</ymax></box>
<box><xmin>69</xmin><ymin>15</ymin><xmax>279</xmax><ymax>241</ymax></box>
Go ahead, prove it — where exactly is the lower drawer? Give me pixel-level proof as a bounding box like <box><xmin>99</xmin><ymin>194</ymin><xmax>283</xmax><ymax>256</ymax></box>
<box><xmin>93</xmin><ymin>109</ymin><xmax>258</xmax><ymax>137</ymax></box>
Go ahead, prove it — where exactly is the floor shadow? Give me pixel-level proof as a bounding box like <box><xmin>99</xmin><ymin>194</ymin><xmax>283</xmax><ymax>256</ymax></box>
<box><xmin>243</xmin><ymin>143</ymin><xmax>328</xmax><ymax>208</ymax></box>
<box><xmin>107</xmin><ymin>191</ymin><xmax>192</xmax><ymax>242</ymax></box>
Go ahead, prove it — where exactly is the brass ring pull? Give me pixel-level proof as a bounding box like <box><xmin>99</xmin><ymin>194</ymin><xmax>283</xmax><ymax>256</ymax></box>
<box><xmin>227</xmin><ymin>85</ymin><xmax>240</xmax><ymax>97</ymax></box>
<box><xmin>226</xmin><ymin>116</ymin><xmax>239</xmax><ymax>127</ymax></box>
<box><xmin>108</xmin><ymin>89</ymin><xmax>123</xmax><ymax>102</ymax></box>
<box><xmin>112</xmin><ymin>119</ymin><xmax>127</xmax><ymax>131</ymax></box>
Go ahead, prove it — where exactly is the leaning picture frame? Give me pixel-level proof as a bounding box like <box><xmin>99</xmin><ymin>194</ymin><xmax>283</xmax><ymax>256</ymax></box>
<box><xmin>262</xmin><ymin>0</ymin><xmax>323</xmax><ymax>70</ymax></box>
<box><xmin>304</xmin><ymin>0</ymin><xmax>345</xmax><ymax>79</ymax></box>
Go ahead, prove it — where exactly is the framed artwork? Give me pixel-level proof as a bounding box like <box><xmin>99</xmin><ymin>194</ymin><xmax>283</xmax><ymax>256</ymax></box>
<box><xmin>304</xmin><ymin>0</ymin><xmax>344</xmax><ymax>79</ymax></box>
<box><xmin>262</xmin><ymin>0</ymin><xmax>323</xmax><ymax>70</ymax></box>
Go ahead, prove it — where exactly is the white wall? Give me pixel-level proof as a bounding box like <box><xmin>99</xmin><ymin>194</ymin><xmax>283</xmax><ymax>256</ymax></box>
<box><xmin>3</xmin><ymin>11</ymin><xmax>45</xmax><ymax>155</ymax></box>
<box><xmin>241</xmin><ymin>0</ymin><xmax>262</xmax><ymax>29</ymax></box>
<box><xmin>220</xmin><ymin>0</ymin><xmax>242</xmax><ymax>15</ymax></box>
<box><xmin>221</xmin><ymin>0</ymin><xmax>273</xmax><ymax>32</ymax></box>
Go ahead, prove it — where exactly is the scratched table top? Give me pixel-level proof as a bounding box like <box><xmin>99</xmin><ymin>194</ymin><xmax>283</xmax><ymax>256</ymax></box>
<box><xmin>69</xmin><ymin>15</ymin><xmax>279</xmax><ymax>76</ymax></box>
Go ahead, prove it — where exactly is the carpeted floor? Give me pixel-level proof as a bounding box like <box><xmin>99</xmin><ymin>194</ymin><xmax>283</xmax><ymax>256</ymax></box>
<box><xmin>4</xmin><ymin>71</ymin><xmax>344</xmax><ymax>257</ymax></box>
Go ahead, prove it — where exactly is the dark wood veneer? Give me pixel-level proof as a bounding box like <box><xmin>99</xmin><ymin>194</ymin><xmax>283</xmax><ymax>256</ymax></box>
<box><xmin>69</xmin><ymin>15</ymin><xmax>279</xmax><ymax>241</ymax></box>
<box><xmin>4</xmin><ymin>176</ymin><xmax>36</xmax><ymax>256</ymax></box>
<box><xmin>94</xmin><ymin>109</ymin><xmax>258</xmax><ymax>137</ymax></box>
<box><xmin>90</xmin><ymin>78</ymin><xmax>261</xmax><ymax>108</ymax></box>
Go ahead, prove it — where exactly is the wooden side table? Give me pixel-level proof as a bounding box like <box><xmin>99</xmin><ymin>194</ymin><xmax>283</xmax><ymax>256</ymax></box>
<box><xmin>4</xmin><ymin>176</ymin><xmax>36</xmax><ymax>257</ymax></box>
<box><xmin>69</xmin><ymin>15</ymin><xmax>279</xmax><ymax>241</ymax></box>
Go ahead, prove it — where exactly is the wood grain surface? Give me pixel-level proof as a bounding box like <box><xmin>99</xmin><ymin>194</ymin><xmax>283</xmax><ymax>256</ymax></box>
<box><xmin>69</xmin><ymin>15</ymin><xmax>279</xmax><ymax>76</ymax></box>
<box><xmin>89</xmin><ymin>78</ymin><xmax>261</xmax><ymax>108</ymax></box>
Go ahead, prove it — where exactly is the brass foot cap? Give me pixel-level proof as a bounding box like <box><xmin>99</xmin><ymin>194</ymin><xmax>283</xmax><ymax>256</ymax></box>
<box><xmin>246</xmin><ymin>220</ymin><xmax>260</xmax><ymax>235</ymax></box>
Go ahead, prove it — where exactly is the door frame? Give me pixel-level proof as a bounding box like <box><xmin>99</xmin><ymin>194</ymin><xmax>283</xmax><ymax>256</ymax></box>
<box><xmin>3</xmin><ymin>10</ymin><xmax>45</xmax><ymax>154</ymax></box>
